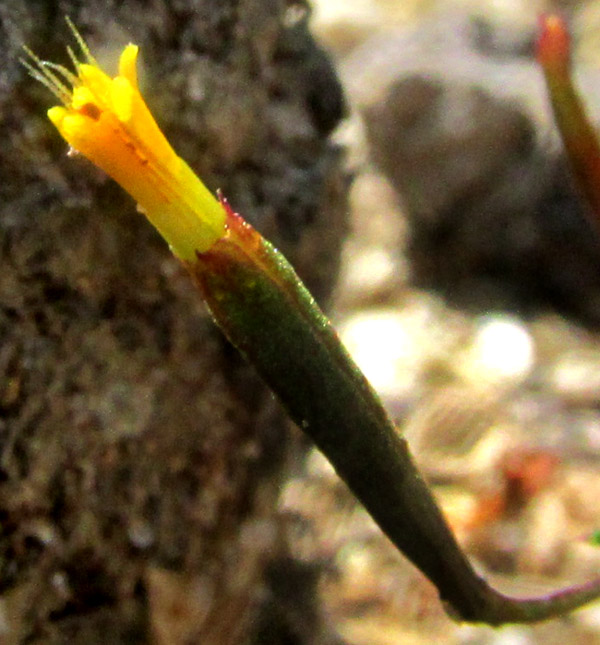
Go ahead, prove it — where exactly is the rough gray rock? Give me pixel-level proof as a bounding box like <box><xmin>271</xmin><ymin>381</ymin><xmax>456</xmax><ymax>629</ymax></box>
<box><xmin>0</xmin><ymin>1</ymin><xmax>347</xmax><ymax>643</ymax></box>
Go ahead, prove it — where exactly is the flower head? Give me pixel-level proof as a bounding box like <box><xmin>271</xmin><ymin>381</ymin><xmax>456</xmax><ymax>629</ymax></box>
<box><xmin>23</xmin><ymin>18</ymin><xmax>226</xmax><ymax>260</ymax></box>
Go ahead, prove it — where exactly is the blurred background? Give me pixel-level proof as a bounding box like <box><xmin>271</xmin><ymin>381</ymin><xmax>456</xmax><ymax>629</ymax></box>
<box><xmin>278</xmin><ymin>1</ymin><xmax>600</xmax><ymax>643</ymax></box>
<box><xmin>5</xmin><ymin>1</ymin><xmax>600</xmax><ymax>642</ymax></box>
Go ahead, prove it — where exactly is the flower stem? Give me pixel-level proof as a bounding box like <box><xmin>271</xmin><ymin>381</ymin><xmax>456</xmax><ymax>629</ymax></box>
<box><xmin>29</xmin><ymin>19</ymin><xmax>600</xmax><ymax>624</ymax></box>
<box><xmin>185</xmin><ymin>198</ymin><xmax>600</xmax><ymax>624</ymax></box>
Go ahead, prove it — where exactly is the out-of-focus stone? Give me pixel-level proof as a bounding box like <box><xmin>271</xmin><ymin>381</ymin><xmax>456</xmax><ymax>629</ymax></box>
<box><xmin>544</xmin><ymin>350</ymin><xmax>600</xmax><ymax>405</ymax></box>
<box><xmin>337</xmin><ymin>245</ymin><xmax>399</xmax><ymax>303</ymax></box>
<box><xmin>561</xmin><ymin>468</ymin><xmax>600</xmax><ymax>526</ymax></box>
<box><xmin>454</xmin><ymin>314</ymin><xmax>536</xmax><ymax>387</ymax></box>
<box><xmin>519</xmin><ymin>491</ymin><xmax>569</xmax><ymax>575</ymax></box>
<box><xmin>353</xmin><ymin>8</ymin><xmax>600</xmax><ymax>323</ymax></box>
<box><xmin>347</xmin><ymin>172</ymin><xmax>407</xmax><ymax>249</ymax></box>
<box><xmin>338</xmin><ymin>294</ymin><xmax>466</xmax><ymax>406</ymax></box>
<box><xmin>574</xmin><ymin>1</ymin><xmax>600</xmax><ymax>67</ymax></box>
<box><xmin>333</xmin><ymin>169</ymin><xmax>409</xmax><ymax>310</ymax></box>
<box><xmin>404</xmin><ymin>382</ymin><xmax>518</xmax><ymax>484</ymax></box>
<box><xmin>529</xmin><ymin>314</ymin><xmax>595</xmax><ymax>364</ymax></box>
<box><xmin>310</xmin><ymin>0</ymin><xmax>434</xmax><ymax>57</ymax></box>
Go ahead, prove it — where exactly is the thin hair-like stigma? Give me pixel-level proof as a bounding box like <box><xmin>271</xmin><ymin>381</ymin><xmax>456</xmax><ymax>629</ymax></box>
<box><xmin>65</xmin><ymin>16</ymin><xmax>98</xmax><ymax>66</ymax></box>
<box><xmin>20</xmin><ymin>47</ymin><xmax>72</xmax><ymax>104</ymax></box>
<box><xmin>42</xmin><ymin>61</ymin><xmax>78</xmax><ymax>88</ymax></box>
<box><xmin>21</xmin><ymin>17</ymin><xmax>98</xmax><ymax>106</ymax></box>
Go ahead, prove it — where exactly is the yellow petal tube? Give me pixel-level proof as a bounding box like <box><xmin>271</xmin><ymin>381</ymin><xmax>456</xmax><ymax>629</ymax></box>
<box><xmin>36</xmin><ymin>39</ymin><xmax>225</xmax><ymax>260</ymax></box>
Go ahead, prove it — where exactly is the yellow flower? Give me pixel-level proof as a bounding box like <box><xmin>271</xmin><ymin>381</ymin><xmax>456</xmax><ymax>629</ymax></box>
<box><xmin>24</xmin><ymin>19</ymin><xmax>226</xmax><ymax>260</ymax></box>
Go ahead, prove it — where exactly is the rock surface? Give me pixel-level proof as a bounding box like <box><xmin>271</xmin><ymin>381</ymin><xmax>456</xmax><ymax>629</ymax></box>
<box><xmin>0</xmin><ymin>1</ymin><xmax>347</xmax><ymax>643</ymax></box>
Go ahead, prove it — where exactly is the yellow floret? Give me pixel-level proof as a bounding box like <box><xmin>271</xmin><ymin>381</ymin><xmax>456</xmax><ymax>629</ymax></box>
<box><xmin>27</xmin><ymin>27</ymin><xmax>226</xmax><ymax>260</ymax></box>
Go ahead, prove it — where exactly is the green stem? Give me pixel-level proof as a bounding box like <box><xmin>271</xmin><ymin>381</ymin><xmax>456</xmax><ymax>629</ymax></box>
<box><xmin>185</xmin><ymin>201</ymin><xmax>600</xmax><ymax>624</ymax></box>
